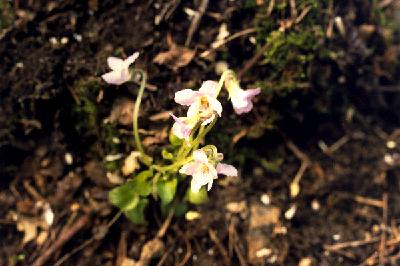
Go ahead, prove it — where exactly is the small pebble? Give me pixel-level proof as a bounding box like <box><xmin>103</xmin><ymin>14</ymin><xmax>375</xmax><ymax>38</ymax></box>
<box><xmin>185</xmin><ymin>211</ymin><xmax>201</xmax><ymax>221</ymax></box>
<box><xmin>192</xmin><ymin>254</ymin><xmax>198</xmax><ymax>261</ymax></box>
<box><xmin>64</xmin><ymin>152</ymin><xmax>73</xmax><ymax>165</ymax></box>
<box><xmin>311</xmin><ymin>199</ymin><xmax>320</xmax><ymax>211</ymax></box>
<box><xmin>256</xmin><ymin>248</ymin><xmax>272</xmax><ymax>258</ymax></box>
<box><xmin>298</xmin><ymin>257</ymin><xmax>313</xmax><ymax>266</ymax></box>
<box><xmin>333</xmin><ymin>234</ymin><xmax>341</xmax><ymax>241</ymax></box>
<box><xmin>73</xmin><ymin>33</ymin><xmax>82</xmax><ymax>42</ymax></box>
<box><xmin>15</xmin><ymin>62</ymin><xmax>24</xmax><ymax>68</ymax></box>
<box><xmin>384</xmin><ymin>154</ymin><xmax>394</xmax><ymax>165</ymax></box>
<box><xmin>387</xmin><ymin>140</ymin><xmax>397</xmax><ymax>149</ymax></box>
<box><xmin>207</xmin><ymin>249</ymin><xmax>214</xmax><ymax>256</ymax></box>
<box><xmin>260</xmin><ymin>194</ymin><xmax>271</xmax><ymax>205</ymax></box>
<box><xmin>284</xmin><ymin>204</ymin><xmax>297</xmax><ymax>220</ymax></box>
<box><xmin>49</xmin><ymin>37</ymin><xmax>58</xmax><ymax>46</ymax></box>
<box><xmin>60</xmin><ymin>37</ymin><xmax>69</xmax><ymax>44</ymax></box>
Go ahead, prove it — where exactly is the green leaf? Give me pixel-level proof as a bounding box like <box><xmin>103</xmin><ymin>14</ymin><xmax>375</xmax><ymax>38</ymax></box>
<box><xmin>109</xmin><ymin>183</ymin><xmax>139</xmax><ymax>211</ymax></box>
<box><xmin>169</xmin><ymin>130</ymin><xmax>183</xmax><ymax>146</ymax></box>
<box><xmin>161</xmin><ymin>149</ymin><xmax>174</xmax><ymax>160</ymax></box>
<box><xmin>124</xmin><ymin>198</ymin><xmax>148</xmax><ymax>224</ymax></box>
<box><xmin>157</xmin><ymin>178</ymin><xmax>177</xmax><ymax>206</ymax></box>
<box><xmin>132</xmin><ymin>170</ymin><xmax>153</xmax><ymax>196</ymax></box>
<box><xmin>186</xmin><ymin>187</ymin><xmax>208</xmax><ymax>205</ymax></box>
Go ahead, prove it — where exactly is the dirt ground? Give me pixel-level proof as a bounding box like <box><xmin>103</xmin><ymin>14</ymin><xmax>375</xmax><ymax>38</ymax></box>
<box><xmin>1</xmin><ymin>0</ymin><xmax>400</xmax><ymax>265</ymax></box>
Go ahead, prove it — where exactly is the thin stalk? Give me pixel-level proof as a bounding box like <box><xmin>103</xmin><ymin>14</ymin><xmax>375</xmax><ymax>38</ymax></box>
<box><xmin>131</xmin><ymin>69</ymin><xmax>152</xmax><ymax>166</ymax></box>
<box><xmin>215</xmin><ymin>69</ymin><xmax>236</xmax><ymax>96</ymax></box>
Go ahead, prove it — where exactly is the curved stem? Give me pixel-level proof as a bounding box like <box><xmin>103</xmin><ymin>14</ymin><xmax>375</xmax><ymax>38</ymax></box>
<box><xmin>131</xmin><ymin>69</ymin><xmax>152</xmax><ymax>166</ymax></box>
<box><xmin>215</xmin><ymin>69</ymin><xmax>236</xmax><ymax>96</ymax></box>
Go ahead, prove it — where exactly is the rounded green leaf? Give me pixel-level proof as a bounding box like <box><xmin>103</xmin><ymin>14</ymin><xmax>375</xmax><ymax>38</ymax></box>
<box><xmin>132</xmin><ymin>170</ymin><xmax>153</xmax><ymax>196</ymax></box>
<box><xmin>157</xmin><ymin>178</ymin><xmax>177</xmax><ymax>206</ymax></box>
<box><xmin>124</xmin><ymin>198</ymin><xmax>148</xmax><ymax>224</ymax></box>
<box><xmin>109</xmin><ymin>184</ymin><xmax>139</xmax><ymax>211</ymax></box>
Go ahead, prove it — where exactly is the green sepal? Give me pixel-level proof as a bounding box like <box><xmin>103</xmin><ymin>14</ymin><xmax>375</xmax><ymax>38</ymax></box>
<box><xmin>186</xmin><ymin>187</ymin><xmax>208</xmax><ymax>205</ymax></box>
<box><xmin>169</xmin><ymin>130</ymin><xmax>183</xmax><ymax>146</ymax></box>
<box><xmin>161</xmin><ymin>149</ymin><xmax>174</xmax><ymax>160</ymax></box>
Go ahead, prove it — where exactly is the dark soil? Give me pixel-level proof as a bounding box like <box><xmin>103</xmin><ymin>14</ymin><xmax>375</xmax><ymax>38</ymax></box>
<box><xmin>1</xmin><ymin>1</ymin><xmax>400</xmax><ymax>265</ymax></box>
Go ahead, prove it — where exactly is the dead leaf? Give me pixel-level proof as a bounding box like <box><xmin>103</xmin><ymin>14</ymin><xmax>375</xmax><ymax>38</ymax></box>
<box><xmin>104</xmin><ymin>98</ymin><xmax>135</xmax><ymax>126</ymax></box>
<box><xmin>149</xmin><ymin>111</ymin><xmax>173</xmax><ymax>122</ymax></box>
<box><xmin>122</xmin><ymin>151</ymin><xmax>141</xmax><ymax>176</ymax></box>
<box><xmin>11</xmin><ymin>212</ymin><xmax>48</xmax><ymax>245</ymax></box>
<box><xmin>142</xmin><ymin>127</ymin><xmax>168</xmax><ymax>146</ymax></box>
<box><xmin>120</xmin><ymin>257</ymin><xmax>135</xmax><ymax>266</ymax></box>
<box><xmin>153</xmin><ymin>34</ymin><xmax>195</xmax><ymax>71</ymax></box>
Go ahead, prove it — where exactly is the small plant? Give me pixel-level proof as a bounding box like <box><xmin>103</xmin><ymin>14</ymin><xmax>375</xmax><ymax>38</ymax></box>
<box><xmin>102</xmin><ymin>53</ymin><xmax>260</xmax><ymax>223</ymax></box>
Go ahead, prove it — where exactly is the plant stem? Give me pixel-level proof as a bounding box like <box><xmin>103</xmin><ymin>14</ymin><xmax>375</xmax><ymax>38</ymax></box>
<box><xmin>131</xmin><ymin>69</ymin><xmax>152</xmax><ymax>166</ymax></box>
<box><xmin>215</xmin><ymin>69</ymin><xmax>236</xmax><ymax>96</ymax></box>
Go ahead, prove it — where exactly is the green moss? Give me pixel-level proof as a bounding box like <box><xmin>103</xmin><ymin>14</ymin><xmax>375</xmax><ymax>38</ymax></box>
<box><xmin>72</xmin><ymin>79</ymin><xmax>101</xmax><ymax>136</ymax></box>
<box><xmin>254</xmin><ymin>0</ymin><xmax>326</xmax><ymax>93</ymax></box>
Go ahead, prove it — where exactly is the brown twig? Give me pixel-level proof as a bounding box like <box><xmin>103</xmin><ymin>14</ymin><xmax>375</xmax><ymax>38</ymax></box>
<box><xmin>200</xmin><ymin>28</ymin><xmax>256</xmax><ymax>58</ymax></box>
<box><xmin>286</xmin><ymin>140</ymin><xmax>311</xmax><ymax>197</ymax></box>
<box><xmin>379</xmin><ymin>193</ymin><xmax>388</xmax><ymax>264</ymax></box>
<box><xmin>209</xmin><ymin>229</ymin><xmax>230</xmax><ymax>266</ymax></box>
<box><xmin>354</xmin><ymin>195</ymin><xmax>384</xmax><ymax>208</ymax></box>
<box><xmin>31</xmin><ymin>213</ymin><xmax>91</xmax><ymax>266</ymax></box>
<box><xmin>185</xmin><ymin>0</ymin><xmax>209</xmax><ymax>46</ymax></box>
<box><xmin>176</xmin><ymin>229</ymin><xmax>192</xmax><ymax>266</ymax></box>
<box><xmin>324</xmin><ymin>237</ymin><xmax>380</xmax><ymax>251</ymax></box>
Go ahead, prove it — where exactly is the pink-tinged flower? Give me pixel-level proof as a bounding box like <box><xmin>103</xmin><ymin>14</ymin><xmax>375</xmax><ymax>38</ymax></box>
<box><xmin>170</xmin><ymin>114</ymin><xmax>197</xmax><ymax>141</ymax></box>
<box><xmin>179</xmin><ymin>149</ymin><xmax>238</xmax><ymax>192</ymax></box>
<box><xmin>102</xmin><ymin>52</ymin><xmax>139</xmax><ymax>85</ymax></box>
<box><xmin>227</xmin><ymin>80</ymin><xmax>261</xmax><ymax>114</ymax></box>
<box><xmin>174</xmin><ymin>80</ymin><xmax>222</xmax><ymax>125</ymax></box>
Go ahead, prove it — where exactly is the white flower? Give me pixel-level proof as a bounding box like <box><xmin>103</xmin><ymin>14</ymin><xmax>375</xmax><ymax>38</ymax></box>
<box><xmin>102</xmin><ymin>52</ymin><xmax>139</xmax><ymax>85</ymax></box>
<box><xmin>179</xmin><ymin>149</ymin><xmax>238</xmax><ymax>192</ymax></box>
<box><xmin>170</xmin><ymin>114</ymin><xmax>198</xmax><ymax>141</ymax></box>
<box><xmin>174</xmin><ymin>80</ymin><xmax>222</xmax><ymax>125</ymax></box>
<box><xmin>226</xmin><ymin>80</ymin><xmax>261</xmax><ymax>114</ymax></box>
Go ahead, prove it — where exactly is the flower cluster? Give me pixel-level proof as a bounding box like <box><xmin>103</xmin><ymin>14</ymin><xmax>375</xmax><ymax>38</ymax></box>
<box><xmin>102</xmin><ymin>52</ymin><xmax>261</xmax><ymax>223</ymax></box>
<box><xmin>171</xmin><ymin>77</ymin><xmax>260</xmax><ymax>142</ymax></box>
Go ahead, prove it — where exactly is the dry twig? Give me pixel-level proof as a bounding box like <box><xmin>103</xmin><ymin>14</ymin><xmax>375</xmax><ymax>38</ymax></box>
<box><xmin>209</xmin><ymin>229</ymin><xmax>230</xmax><ymax>266</ymax></box>
<box><xmin>185</xmin><ymin>0</ymin><xmax>209</xmax><ymax>46</ymax></box>
<box><xmin>31</xmin><ymin>213</ymin><xmax>91</xmax><ymax>266</ymax></box>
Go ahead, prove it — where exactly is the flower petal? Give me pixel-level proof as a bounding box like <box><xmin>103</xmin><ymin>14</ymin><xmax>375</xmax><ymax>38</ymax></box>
<box><xmin>190</xmin><ymin>180</ymin><xmax>202</xmax><ymax>193</ymax></box>
<box><xmin>174</xmin><ymin>89</ymin><xmax>198</xmax><ymax>106</ymax></box>
<box><xmin>244</xmin><ymin>88</ymin><xmax>261</xmax><ymax>99</ymax></box>
<box><xmin>107</xmin><ymin>57</ymin><xmax>125</xmax><ymax>71</ymax></box>
<box><xmin>234</xmin><ymin>102</ymin><xmax>253</xmax><ymax>114</ymax></box>
<box><xmin>208</xmin><ymin>97</ymin><xmax>222</xmax><ymax>116</ymax></box>
<box><xmin>199</xmin><ymin>80</ymin><xmax>218</xmax><ymax>97</ymax></box>
<box><xmin>216</xmin><ymin>163</ymin><xmax>238</xmax><ymax>176</ymax></box>
<box><xmin>193</xmin><ymin>150</ymin><xmax>208</xmax><ymax>163</ymax></box>
<box><xmin>102</xmin><ymin>70</ymin><xmax>125</xmax><ymax>85</ymax></box>
<box><xmin>171</xmin><ymin>115</ymin><xmax>192</xmax><ymax>140</ymax></box>
<box><xmin>124</xmin><ymin>52</ymin><xmax>140</xmax><ymax>66</ymax></box>
<box><xmin>179</xmin><ymin>162</ymin><xmax>197</xmax><ymax>175</ymax></box>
